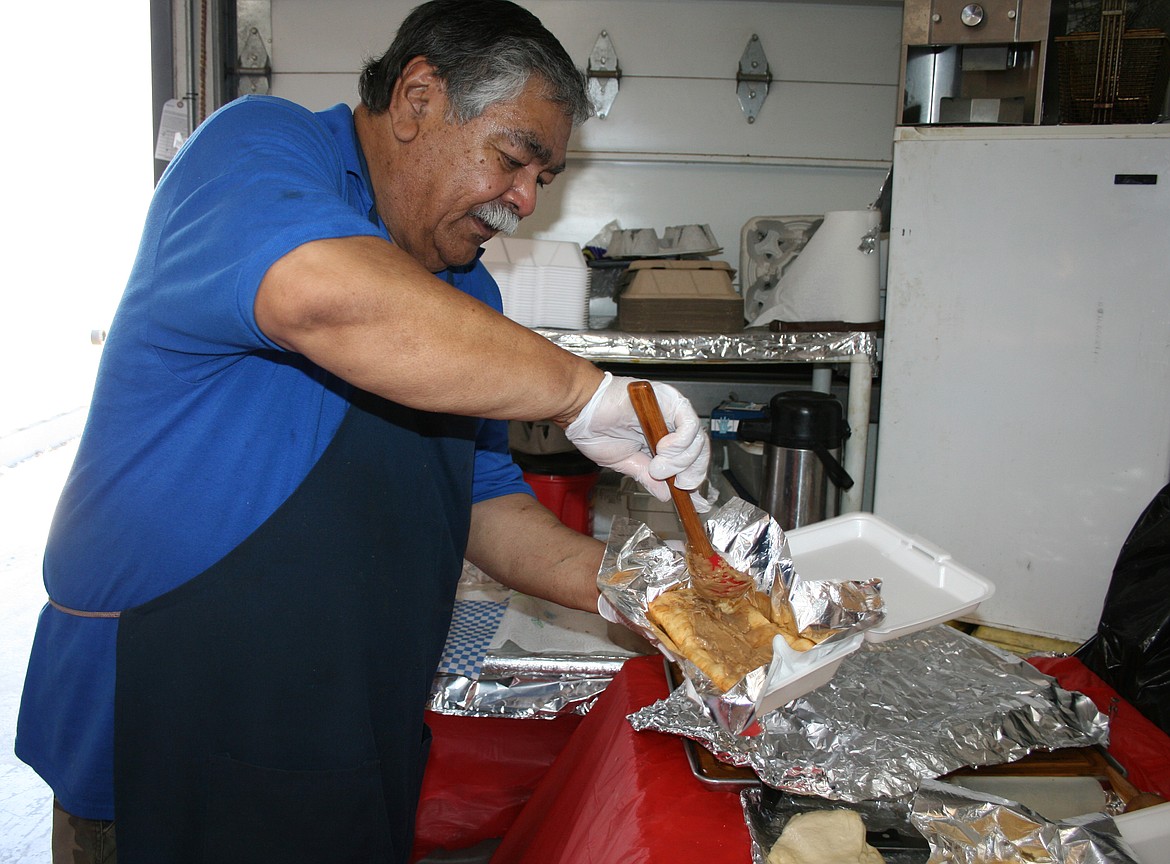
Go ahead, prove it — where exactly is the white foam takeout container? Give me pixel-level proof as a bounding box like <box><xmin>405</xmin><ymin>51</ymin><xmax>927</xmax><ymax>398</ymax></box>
<box><xmin>786</xmin><ymin>512</ymin><xmax>996</xmax><ymax>642</ymax></box>
<box><xmin>1115</xmin><ymin>801</ymin><xmax>1170</xmax><ymax>864</ymax></box>
<box><xmin>753</xmin><ymin>512</ymin><xmax>996</xmax><ymax>717</ymax></box>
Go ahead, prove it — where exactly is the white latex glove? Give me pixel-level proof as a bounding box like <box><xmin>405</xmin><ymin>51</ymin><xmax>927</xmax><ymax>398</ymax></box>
<box><xmin>597</xmin><ymin>593</ymin><xmax>622</xmax><ymax>623</ymax></box>
<box><xmin>564</xmin><ymin>372</ymin><xmax>711</xmax><ymax>511</ymax></box>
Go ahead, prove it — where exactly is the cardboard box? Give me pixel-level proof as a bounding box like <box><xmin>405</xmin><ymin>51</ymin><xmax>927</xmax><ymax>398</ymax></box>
<box><xmin>617</xmin><ymin>260</ymin><xmax>743</xmax><ymax>333</ymax></box>
<box><xmin>709</xmin><ymin>400</ymin><xmax>766</xmax><ymax>440</ymax></box>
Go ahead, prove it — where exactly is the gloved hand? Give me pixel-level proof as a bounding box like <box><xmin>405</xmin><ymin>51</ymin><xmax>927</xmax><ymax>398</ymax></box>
<box><xmin>597</xmin><ymin>593</ymin><xmax>622</xmax><ymax>623</ymax></box>
<box><xmin>564</xmin><ymin>372</ymin><xmax>711</xmax><ymax>511</ymax></box>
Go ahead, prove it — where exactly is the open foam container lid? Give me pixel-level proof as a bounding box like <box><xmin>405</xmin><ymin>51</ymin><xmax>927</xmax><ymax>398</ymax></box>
<box><xmin>738</xmin><ymin>511</ymin><xmax>996</xmax><ymax>724</ymax></box>
<box><xmin>786</xmin><ymin>512</ymin><xmax>996</xmax><ymax>643</ymax></box>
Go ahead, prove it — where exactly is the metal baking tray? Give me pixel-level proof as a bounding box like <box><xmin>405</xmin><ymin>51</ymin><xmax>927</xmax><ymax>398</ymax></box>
<box><xmin>666</xmin><ymin>660</ymin><xmax>759</xmax><ymax>790</ymax></box>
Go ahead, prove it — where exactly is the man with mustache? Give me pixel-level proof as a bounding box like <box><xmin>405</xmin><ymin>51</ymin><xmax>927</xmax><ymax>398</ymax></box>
<box><xmin>16</xmin><ymin>2</ymin><xmax>710</xmax><ymax>862</ymax></box>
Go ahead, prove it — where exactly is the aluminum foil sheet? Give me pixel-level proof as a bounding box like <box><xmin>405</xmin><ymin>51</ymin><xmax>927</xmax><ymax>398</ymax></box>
<box><xmin>629</xmin><ymin>624</ymin><xmax>1109</xmax><ymax>802</ymax></box>
<box><xmin>740</xmin><ymin>779</ymin><xmax>1140</xmax><ymax>864</ymax></box>
<box><xmin>598</xmin><ymin>499</ymin><xmax>885</xmax><ymax>735</ymax></box>
<box><xmin>427</xmin><ymin>562</ymin><xmax>639</xmax><ymax>719</ymax></box>
<box><xmin>908</xmin><ymin>778</ymin><xmax>1141</xmax><ymax>864</ymax></box>
<box><xmin>534</xmin><ymin>326</ymin><xmax>878</xmax><ymax>373</ymax></box>
<box><xmin>428</xmin><ymin>653</ymin><xmax>625</xmax><ymax>718</ymax></box>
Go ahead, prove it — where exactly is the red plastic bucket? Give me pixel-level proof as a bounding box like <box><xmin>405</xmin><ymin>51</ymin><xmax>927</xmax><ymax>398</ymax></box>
<box><xmin>523</xmin><ymin>470</ymin><xmax>599</xmax><ymax>536</ymax></box>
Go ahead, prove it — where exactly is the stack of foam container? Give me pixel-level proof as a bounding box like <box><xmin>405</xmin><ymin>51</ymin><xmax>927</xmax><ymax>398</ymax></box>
<box><xmin>480</xmin><ymin>236</ymin><xmax>589</xmax><ymax>330</ymax></box>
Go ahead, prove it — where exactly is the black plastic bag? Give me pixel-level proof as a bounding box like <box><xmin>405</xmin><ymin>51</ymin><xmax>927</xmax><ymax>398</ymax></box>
<box><xmin>1076</xmin><ymin>483</ymin><xmax>1170</xmax><ymax>735</ymax></box>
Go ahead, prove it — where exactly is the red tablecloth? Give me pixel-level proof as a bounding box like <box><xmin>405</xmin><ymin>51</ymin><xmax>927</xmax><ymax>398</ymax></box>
<box><xmin>412</xmin><ymin>653</ymin><xmax>1170</xmax><ymax>863</ymax></box>
<box><xmin>1028</xmin><ymin>655</ymin><xmax>1170</xmax><ymax>799</ymax></box>
<box><xmin>489</xmin><ymin>654</ymin><xmax>749</xmax><ymax>864</ymax></box>
<box><xmin>411</xmin><ymin>712</ymin><xmax>583</xmax><ymax>861</ymax></box>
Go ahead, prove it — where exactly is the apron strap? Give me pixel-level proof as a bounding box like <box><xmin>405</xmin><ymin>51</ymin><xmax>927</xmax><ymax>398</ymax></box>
<box><xmin>49</xmin><ymin>598</ymin><xmax>122</xmax><ymax>619</ymax></box>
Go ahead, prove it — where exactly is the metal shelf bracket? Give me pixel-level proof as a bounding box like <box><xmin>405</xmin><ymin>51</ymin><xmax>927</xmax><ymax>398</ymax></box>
<box><xmin>736</xmin><ymin>34</ymin><xmax>772</xmax><ymax>124</ymax></box>
<box><xmin>587</xmin><ymin>31</ymin><xmax>622</xmax><ymax>119</ymax></box>
<box><xmin>234</xmin><ymin>0</ymin><xmax>272</xmax><ymax>97</ymax></box>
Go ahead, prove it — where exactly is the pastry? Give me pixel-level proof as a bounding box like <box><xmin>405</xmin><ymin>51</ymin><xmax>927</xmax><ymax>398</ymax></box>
<box><xmin>767</xmin><ymin>810</ymin><xmax>885</xmax><ymax>864</ymax></box>
<box><xmin>647</xmin><ymin>587</ymin><xmax>784</xmax><ymax>691</ymax></box>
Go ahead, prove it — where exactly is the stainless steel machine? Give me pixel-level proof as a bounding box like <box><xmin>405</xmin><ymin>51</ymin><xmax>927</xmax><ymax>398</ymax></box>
<box><xmin>898</xmin><ymin>0</ymin><xmax>1054</xmax><ymax>124</ymax></box>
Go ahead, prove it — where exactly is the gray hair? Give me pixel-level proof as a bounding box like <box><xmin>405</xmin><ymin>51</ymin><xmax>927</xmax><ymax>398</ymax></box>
<box><xmin>359</xmin><ymin>0</ymin><xmax>592</xmax><ymax>126</ymax></box>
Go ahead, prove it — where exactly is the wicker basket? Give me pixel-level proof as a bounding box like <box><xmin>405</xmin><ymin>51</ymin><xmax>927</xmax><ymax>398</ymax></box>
<box><xmin>1056</xmin><ymin>28</ymin><xmax>1170</xmax><ymax>122</ymax></box>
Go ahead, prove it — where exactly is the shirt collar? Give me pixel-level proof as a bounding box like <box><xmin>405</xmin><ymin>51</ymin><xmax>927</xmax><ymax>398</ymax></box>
<box><xmin>317</xmin><ymin>103</ymin><xmax>379</xmax><ymax>227</ymax></box>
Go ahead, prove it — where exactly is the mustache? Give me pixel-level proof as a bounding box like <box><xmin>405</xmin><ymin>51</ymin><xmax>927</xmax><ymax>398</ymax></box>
<box><xmin>470</xmin><ymin>201</ymin><xmax>520</xmax><ymax>236</ymax></box>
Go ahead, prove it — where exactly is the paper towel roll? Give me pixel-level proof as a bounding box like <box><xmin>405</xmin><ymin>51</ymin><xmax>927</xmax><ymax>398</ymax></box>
<box><xmin>745</xmin><ymin>209</ymin><xmax>881</xmax><ymax>326</ymax></box>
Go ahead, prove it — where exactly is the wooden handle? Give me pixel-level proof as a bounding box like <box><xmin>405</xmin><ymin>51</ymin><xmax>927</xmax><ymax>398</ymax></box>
<box><xmin>627</xmin><ymin>381</ymin><xmax>715</xmax><ymax>558</ymax></box>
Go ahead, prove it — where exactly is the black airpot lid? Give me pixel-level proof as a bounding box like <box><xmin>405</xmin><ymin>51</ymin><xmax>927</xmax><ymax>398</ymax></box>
<box><xmin>739</xmin><ymin>390</ymin><xmax>849</xmax><ymax>449</ymax></box>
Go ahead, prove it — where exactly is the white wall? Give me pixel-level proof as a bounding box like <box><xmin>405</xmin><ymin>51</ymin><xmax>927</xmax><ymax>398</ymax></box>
<box><xmin>266</xmin><ymin>0</ymin><xmax>902</xmax><ymax>273</ymax></box>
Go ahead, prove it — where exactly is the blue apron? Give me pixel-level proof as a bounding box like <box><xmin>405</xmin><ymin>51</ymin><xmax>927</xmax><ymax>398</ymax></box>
<box><xmin>113</xmin><ymin>388</ymin><xmax>475</xmax><ymax>863</ymax></box>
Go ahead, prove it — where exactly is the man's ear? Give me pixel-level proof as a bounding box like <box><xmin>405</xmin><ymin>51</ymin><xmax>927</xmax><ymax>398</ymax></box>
<box><xmin>388</xmin><ymin>56</ymin><xmax>442</xmax><ymax>143</ymax></box>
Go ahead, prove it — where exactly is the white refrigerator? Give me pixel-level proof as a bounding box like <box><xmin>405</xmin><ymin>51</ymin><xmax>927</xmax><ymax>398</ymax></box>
<box><xmin>874</xmin><ymin>125</ymin><xmax>1170</xmax><ymax>642</ymax></box>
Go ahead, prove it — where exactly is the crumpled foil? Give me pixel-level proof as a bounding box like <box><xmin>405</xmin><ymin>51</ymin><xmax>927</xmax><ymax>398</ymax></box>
<box><xmin>630</xmin><ymin>624</ymin><xmax>1109</xmax><ymax>802</ymax></box>
<box><xmin>598</xmin><ymin>498</ymin><xmax>885</xmax><ymax>735</ymax></box>
<box><xmin>428</xmin><ymin>654</ymin><xmax>627</xmax><ymax>718</ymax></box>
<box><xmin>427</xmin><ymin>562</ymin><xmax>643</xmax><ymax>719</ymax></box>
<box><xmin>909</xmin><ymin>778</ymin><xmax>1141</xmax><ymax>864</ymax></box>
<box><xmin>740</xmin><ymin>778</ymin><xmax>1141</xmax><ymax>864</ymax></box>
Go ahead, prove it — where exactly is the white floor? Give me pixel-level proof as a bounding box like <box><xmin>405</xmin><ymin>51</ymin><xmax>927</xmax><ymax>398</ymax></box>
<box><xmin>1</xmin><ymin>440</ymin><xmax>77</xmax><ymax>864</ymax></box>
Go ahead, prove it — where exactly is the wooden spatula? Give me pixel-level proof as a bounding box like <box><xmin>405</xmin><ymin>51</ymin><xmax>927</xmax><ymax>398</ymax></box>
<box><xmin>627</xmin><ymin>381</ymin><xmax>752</xmax><ymax>600</ymax></box>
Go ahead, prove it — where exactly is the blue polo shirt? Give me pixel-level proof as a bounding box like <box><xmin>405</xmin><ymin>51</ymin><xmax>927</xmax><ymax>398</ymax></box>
<box><xmin>16</xmin><ymin>96</ymin><xmax>532</xmax><ymax>819</ymax></box>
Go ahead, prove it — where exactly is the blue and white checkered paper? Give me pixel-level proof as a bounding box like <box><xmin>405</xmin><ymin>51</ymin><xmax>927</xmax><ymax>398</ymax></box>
<box><xmin>437</xmin><ymin>599</ymin><xmax>508</xmax><ymax>678</ymax></box>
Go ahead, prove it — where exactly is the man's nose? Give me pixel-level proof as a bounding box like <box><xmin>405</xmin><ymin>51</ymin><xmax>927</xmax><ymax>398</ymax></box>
<box><xmin>502</xmin><ymin>170</ymin><xmax>540</xmax><ymax>218</ymax></box>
